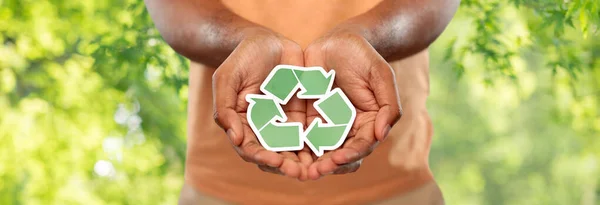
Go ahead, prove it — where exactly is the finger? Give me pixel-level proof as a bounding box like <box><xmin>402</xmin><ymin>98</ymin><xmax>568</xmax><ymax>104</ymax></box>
<box><xmin>316</xmin><ymin>158</ymin><xmax>339</xmax><ymax>176</ymax></box>
<box><xmin>303</xmin><ymin>44</ymin><xmax>323</xmax><ymax>130</ymax></box>
<box><xmin>297</xmin><ymin>147</ymin><xmax>314</xmax><ymax>167</ymax></box>
<box><xmin>279</xmin><ymin>151</ymin><xmax>302</xmax><ymax>179</ymax></box>
<box><xmin>279</xmin><ymin>158</ymin><xmax>302</xmax><ymax>179</ymax></box>
<box><xmin>277</xmin><ymin>41</ymin><xmax>306</xmax><ymax>180</ymax></box>
<box><xmin>307</xmin><ymin>151</ymin><xmax>334</xmax><ymax>180</ymax></box>
<box><xmin>307</xmin><ymin>161</ymin><xmax>322</xmax><ymax>180</ymax></box>
<box><xmin>369</xmin><ymin>62</ymin><xmax>402</xmax><ymax>141</ymax></box>
<box><xmin>258</xmin><ymin>165</ymin><xmax>284</xmax><ymax>175</ymax></box>
<box><xmin>296</xmin><ymin>150</ymin><xmax>312</xmax><ymax>181</ymax></box>
<box><xmin>303</xmin><ymin>42</ymin><xmax>326</xmax><ymax>68</ymax></box>
<box><xmin>279</xmin><ymin>39</ymin><xmax>304</xmax><ymax>66</ymax></box>
<box><xmin>235</xmin><ymin>127</ymin><xmax>284</xmax><ymax>167</ymax></box>
<box><xmin>304</xmin><ymin>43</ymin><xmax>329</xmax><ymax>140</ymax></box>
<box><xmin>212</xmin><ymin>67</ymin><xmax>244</xmax><ymax>146</ymax></box>
<box><xmin>258</xmin><ymin>152</ymin><xmax>302</xmax><ymax>179</ymax></box>
<box><xmin>280</xmin><ymin>151</ymin><xmax>301</xmax><ymax>162</ymax></box>
<box><xmin>297</xmin><ymin>149</ymin><xmax>313</xmax><ymax>181</ymax></box>
<box><xmin>330</xmin><ymin>122</ymin><xmax>378</xmax><ymax>165</ymax></box>
<box><xmin>307</xmin><ymin>159</ymin><xmax>323</xmax><ymax>180</ymax></box>
<box><xmin>234</xmin><ymin>142</ymin><xmax>283</xmax><ymax>167</ymax></box>
<box><xmin>279</xmin><ymin>92</ymin><xmax>306</xmax><ymax>180</ymax></box>
<box><xmin>332</xmin><ymin>160</ymin><xmax>362</xmax><ymax>175</ymax></box>
<box><xmin>298</xmin><ymin>165</ymin><xmax>309</xmax><ymax>181</ymax></box>
<box><xmin>318</xmin><ymin>153</ymin><xmax>364</xmax><ymax>177</ymax></box>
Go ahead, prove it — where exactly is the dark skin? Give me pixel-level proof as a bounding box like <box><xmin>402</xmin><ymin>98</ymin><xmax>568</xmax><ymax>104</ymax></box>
<box><xmin>145</xmin><ymin>0</ymin><xmax>460</xmax><ymax>181</ymax></box>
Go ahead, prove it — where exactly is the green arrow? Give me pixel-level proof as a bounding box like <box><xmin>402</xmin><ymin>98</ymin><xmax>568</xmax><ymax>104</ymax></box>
<box><xmin>245</xmin><ymin>94</ymin><xmax>285</xmax><ymax>130</ymax></box>
<box><xmin>260</xmin><ymin>65</ymin><xmax>301</xmax><ymax>105</ymax></box>
<box><xmin>258</xmin><ymin>121</ymin><xmax>303</xmax><ymax>151</ymax></box>
<box><xmin>248</xmin><ymin>65</ymin><xmax>357</xmax><ymax>155</ymax></box>
<box><xmin>246</xmin><ymin>94</ymin><xmax>304</xmax><ymax>151</ymax></box>
<box><xmin>303</xmin><ymin>119</ymin><xmax>349</xmax><ymax>157</ymax></box>
<box><xmin>314</xmin><ymin>88</ymin><xmax>356</xmax><ymax>125</ymax></box>
<box><xmin>303</xmin><ymin>88</ymin><xmax>356</xmax><ymax>156</ymax></box>
<box><xmin>293</xmin><ymin>68</ymin><xmax>334</xmax><ymax>98</ymax></box>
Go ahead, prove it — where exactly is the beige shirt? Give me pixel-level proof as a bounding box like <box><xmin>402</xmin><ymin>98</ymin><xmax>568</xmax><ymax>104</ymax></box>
<box><xmin>184</xmin><ymin>1</ymin><xmax>435</xmax><ymax>204</ymax></box>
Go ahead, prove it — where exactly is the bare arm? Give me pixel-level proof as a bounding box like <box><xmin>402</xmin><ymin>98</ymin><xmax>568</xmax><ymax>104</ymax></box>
<box><xmin>144</xmin><ymin>0</ymin><xmax>263</xmax><ymax>68</ymax></box>
<box><xmin>334</xmin><ymin>0</ymin><xmax>461</xmax><ymax>61</ymax></box>
<box><xmin>145</xmin><ymin>0</ymin><xmax>311</xmax><ymax>180</ymax></box>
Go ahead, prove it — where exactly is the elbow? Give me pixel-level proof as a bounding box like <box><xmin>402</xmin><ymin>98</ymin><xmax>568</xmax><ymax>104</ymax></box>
<box><xmin>144</xmin><ymin>0</ymin><xmax>201</xmax><ymax>59</ymax></box>
<box><xmin>424</xmin><ymin>0</ymin><xmax>460</xmax><ymax>45</ymax></box>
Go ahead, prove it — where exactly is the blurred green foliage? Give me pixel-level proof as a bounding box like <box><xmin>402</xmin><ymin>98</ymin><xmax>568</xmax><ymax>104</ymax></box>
<box><xmin>0</xmin><ymin>0</ymin><xmax>598</xmax><ymax>204</ymax></box>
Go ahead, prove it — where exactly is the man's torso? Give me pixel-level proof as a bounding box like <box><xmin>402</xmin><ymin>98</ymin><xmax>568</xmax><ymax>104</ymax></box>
<box><xmin>184</xmin><ymin>1</ymin><xmax>437</xmax><ymax>204</ymax></box>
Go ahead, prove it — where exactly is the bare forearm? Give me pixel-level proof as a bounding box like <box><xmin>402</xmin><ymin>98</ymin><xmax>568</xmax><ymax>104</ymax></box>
<box><xmin>335</xmin><ymin>0</ymin><xmax>460</xmax><ymax>61</ymax></box>
<box><xmin>144</xmin><ymin>0</ymin><xmax>260</xmax><ymax>67</ymax></box>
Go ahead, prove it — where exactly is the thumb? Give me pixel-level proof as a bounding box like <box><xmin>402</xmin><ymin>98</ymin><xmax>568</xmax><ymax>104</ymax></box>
<box><xmin>370</xmin><ymin>62</ymin><xmax>402</xmax><ymax>142</ymax></box>
<box><xmin>304</xmin><ymin>42</ymin><xmax>326</xmax><ymax>68</ymax></box>
<box><xmin>212</xmin><ymin>68</ymin><xmax>244</xmax><ymax>146</ymax></box>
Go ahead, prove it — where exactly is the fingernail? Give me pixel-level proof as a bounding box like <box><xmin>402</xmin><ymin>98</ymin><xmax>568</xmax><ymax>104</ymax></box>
<box><xmin>254</xmin><ymin>153</ymin><xmax>262</xmax><ymax>162</ymax></box>
<box><xmin>226</xmin><ymin>129</ymin><xmax>236</xmax><ymax>143</ymax></box>
<box><xmin>346</xmin><ymin>152</ymin><xmax>359</xmax><ymax>160</ymax></box>
<box><xmin>381</xmin><ymin>125</ymin><xmax>392</xmax><ymax>141</ymax></box>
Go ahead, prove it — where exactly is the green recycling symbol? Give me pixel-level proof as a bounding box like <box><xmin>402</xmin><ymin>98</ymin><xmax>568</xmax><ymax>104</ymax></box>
<box><xmin>245</xmin><ymin>65</ymin><xmax>357</xmax><ymax>157</ymax></box>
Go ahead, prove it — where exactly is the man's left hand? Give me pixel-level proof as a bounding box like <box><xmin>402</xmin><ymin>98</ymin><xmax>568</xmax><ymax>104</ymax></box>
<box><xmin>303</xmin><ymin>30</ymin><xmax>403</xmax><ymax>180</ymax></box>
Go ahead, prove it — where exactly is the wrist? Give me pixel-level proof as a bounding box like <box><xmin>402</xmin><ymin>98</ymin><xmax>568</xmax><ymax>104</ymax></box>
<box><xmin>238</xmin><ymin>27</ymin><xmax>302</xmax><ymax>61</ymax></box>
<box><xmin>326</xmin><ymin>20</ymin><xmax>395</xmax><ymax>61</ymax></box>
<box><xmin>238</xmin><ymin>26</ymin><xmax>280</xmax><ymax>42</ymax></box>
<box><xmin>238</xmin><ymin>26</ymin><xmax>285</xmax><ymax>51</ymax></box>
<box><xmin>313</xmin><ymin>24</ymin><xmax>376</xmax><ymax>56</ymax></box>
<box><xmin>328</xmin><ymin>18</ymin><xmax>378</xmax><ymax>45</ymax></box>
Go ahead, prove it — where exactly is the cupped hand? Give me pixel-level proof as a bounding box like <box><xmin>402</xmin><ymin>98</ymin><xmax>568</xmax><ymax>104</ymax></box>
<box><xmin>303</xmin><ymin>30</ymin><xmax>403</xmax><ymax>180</ymax></box>
<box><xmin>212</xmin><ymin>28</ymin><xmax>313</xmax><ymax>180</ymax></box>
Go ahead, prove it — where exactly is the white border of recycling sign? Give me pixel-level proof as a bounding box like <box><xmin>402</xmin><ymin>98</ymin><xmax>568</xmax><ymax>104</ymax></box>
<box><xmin>245</xmin><ymin>65</ymin><xmax>357</xmax><ymax>157</ymax></box>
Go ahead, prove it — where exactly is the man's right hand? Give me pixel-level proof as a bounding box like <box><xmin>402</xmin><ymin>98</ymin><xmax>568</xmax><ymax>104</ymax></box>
<box><xmin>212</xmin><ymin>27</ymin><xmax>313</xmax><ymax>180</ymax></box>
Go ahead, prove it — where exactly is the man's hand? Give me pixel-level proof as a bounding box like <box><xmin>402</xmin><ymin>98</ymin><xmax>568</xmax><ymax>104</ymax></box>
<box><xmin>304</xmin><ymin>30</ymin><xmax>402</xmax><ymax>180</ymax></box>
<box><xmin>300</xmin><ymin>0</ymin><xmax>459</xmax><ymax>180</ymax></box>
<box><xmin>212</xmin><ymin>28</ymin><xmax>313</xmax><ymax>180</ymax></box>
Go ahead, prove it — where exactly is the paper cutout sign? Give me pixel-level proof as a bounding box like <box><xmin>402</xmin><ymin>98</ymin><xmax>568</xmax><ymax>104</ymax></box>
<box><xmin>245</xmin><ymin>65</ymin><xmax>357</xmax><ymax>156</ymax></box>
